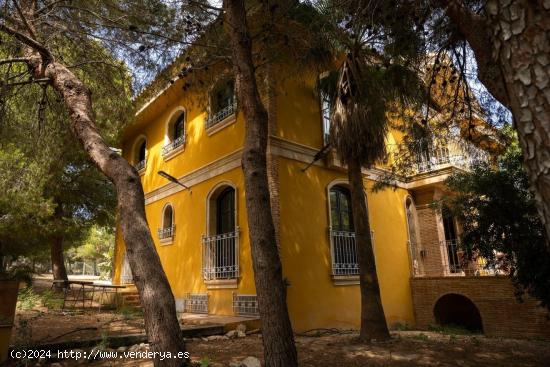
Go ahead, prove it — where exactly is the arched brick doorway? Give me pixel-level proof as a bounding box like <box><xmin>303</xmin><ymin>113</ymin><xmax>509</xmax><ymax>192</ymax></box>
<box><xmin>433</xmin><ymin>293</ymin><xmax>483</xmax><ymax>332</ymax></box>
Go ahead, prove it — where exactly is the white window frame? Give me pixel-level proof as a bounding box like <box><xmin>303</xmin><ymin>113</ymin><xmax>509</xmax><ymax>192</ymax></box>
<box><xmin>162</xmin><ymin>107</ymin><xmax>186</xmax><ymax>160</ymax></box>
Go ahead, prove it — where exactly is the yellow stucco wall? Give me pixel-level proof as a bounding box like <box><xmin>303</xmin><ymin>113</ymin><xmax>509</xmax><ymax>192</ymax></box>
<box><xmin>278</xmin><ymin>157</ymin><xmax>414</xmax><ymax>330</ymax></box>
<box><xmin>114</xmin><ymin>69</ymin><xmax>416</xmax><ymax>330</ymax></box>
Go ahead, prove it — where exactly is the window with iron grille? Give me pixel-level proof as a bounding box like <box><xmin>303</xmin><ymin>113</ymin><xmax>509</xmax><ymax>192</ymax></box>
<box><xmin>162</xmin><ymin>112</ymin><xmax>186</xmax><ymax>156</ymax></box>
<box><xmin>134</xmin><ymin>138</ymin><xmax>147</xmax><ymax>171</ymax></box>
<box><xmin>158</xmin><ymin>204</ymin><xmax>175</xmax><ymax>240</ymax></box>
<box><xmin>203</xmin><ymin>186</ymin><xmax>239</xmax><ymax>280</ymax></box>
<box><xmin>202</xmin><ymin>230</ymin><xmax>239</xmax><ymax>280</ymax></box>
<box><xmin>329</xmin><ymin>185</ymin><xmax>358</xmax><ymax>276</ymax></box>
<box><xmin>184</xmin><ymin>293</ymin><xmax>208</xmax><ymax>314</ymax></box>
<box><xmin>205</xmin><ymin>80</ymin><xmax>236</xmax><ymax>130</ymax></box>
<box><xmin>233</xmin><ymin>293</ymin><xmax>259</xmax><ymax>316</ymax></box>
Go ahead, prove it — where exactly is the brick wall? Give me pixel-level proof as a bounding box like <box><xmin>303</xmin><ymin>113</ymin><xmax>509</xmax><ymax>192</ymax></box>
<box><xmin>411</xmin><ymin>276</ymin><xmax>550</xmax><ymax>339</ymax></box>
<box><xmin>416</xmin><ymin>204</ymin><xmax>444</xmax><ymax>276</ymax></box>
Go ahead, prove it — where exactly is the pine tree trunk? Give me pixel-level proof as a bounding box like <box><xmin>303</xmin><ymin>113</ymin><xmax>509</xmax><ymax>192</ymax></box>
<box><xmin>50</xmin><ymin>235</ymin><xmax>68</xmax><ymax>287</ymax></box>
<box><xmin>348</xmin><ymin>160</ymin><xmax>390</xmax><ymax>341</ymax></box>
<box><xmin>486</xmin><ymin>0</ymin><xmax>550</xmax><ymax>243</ymax></box>
<box><xmin>44</xmin><ymin>62</ymin><xmax>186</xmax><ymax>367</ymax></box>
<box><xmin>223</xmin><ymin>1</ymin><xmax>298</xmax><ymax>366</ymax></box>
<box><xmin>51</xmin><ymin>200</ymin><xmax>68</xmax><ymax>289</ymax></box>
<box><xmin>7</xmin><ymin>36</ymin><xmax>188</xmax><ymax>367</ymax></box>
<box><xmin>439</xmin><ymin>0</ymin><xmax>550</xmax><ymax>244</ymax></box>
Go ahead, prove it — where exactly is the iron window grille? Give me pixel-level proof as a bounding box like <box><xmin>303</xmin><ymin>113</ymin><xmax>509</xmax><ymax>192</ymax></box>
<box><xmin>201</xmin><ymin>229</ymin><xmax>239</xmax><ymax>280</ymax></box>
<box><xmin>205</xmin><ymin>102</ymin><xmax>237</xmax><ymax>130</ymax></box>
<box><xmin>184</xmin><ymin>293</ymin><xmax>209</xmax><ymax>314</ymax></box>
<box><xmin>329</xmin><ymin>228</ymin><xmax>359</xmax><ymax>276</ymax></box>
<box><xmin>233</xmin><ymin>293</ymin><xmax>259</xmax><ymax>316</ymax></box>
<box><xmin>134</xmin><ymin>159</ymin><xmax>146</xmax><ymax>172</ymax></box>
<box><xmin>158</xmin><ymin>226</ymin><xmax>175</xmax><ymax>240</ymax></box>
<box><xmin>162</xmin><ymin>135</ymin><xmax>186</xmax><ymax>156</ymax></box>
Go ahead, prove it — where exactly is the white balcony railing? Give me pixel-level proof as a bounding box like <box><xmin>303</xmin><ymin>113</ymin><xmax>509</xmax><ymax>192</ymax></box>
<box><xmin>162</xmin><ymin>135</ymin><xmax>185</xmax><ymax>156</ymax></box>
<box><xmin>158</xmin><ymin>226</ymin><xmax>175</xmax><ymax>240</ymax></box>
<box><xmin>410</xmin><ymin>139</ymin><xmax>490</xmax><ymax>174</ymax></box>
<box><xmin>134</xmin><ymin>159</ymin><xmax>146</xmax><ymax>172</ymax></box>
<box><xmin>408</xmin><ymin>240</ymin><xmax>501</xmax><ymax>277</ymax></box>
<box><xmin>202</xmin><ymin>229</ymin><xmax>239</xmax><ymax>280</ymax></box>
<box><xmin>440</xmin><ymin>239</ymin><xmax>499</xmax><ymax>276</ymax></box>
<box><xmin>205</xmin><ymin>102</ymin><xmax>237</xmax><ymax>130</ymax></box>
<box><xmin>329</xmin><ymin>229</ymin><xmax>359</xmax><ymax>276</ymax></box>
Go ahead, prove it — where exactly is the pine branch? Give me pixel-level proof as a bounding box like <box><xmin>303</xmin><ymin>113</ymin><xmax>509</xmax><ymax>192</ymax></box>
<box><xmin>0</xmin><ymin>22</ymin><xmax>53</xmax><ymax>61</ymax></box>
<box><xmin>0</xmin><ymin>57</ymin><xmax>29</xmax><ymax>65</ymax></box>
<box><xmin>1</xmin><ymin>77</ymin><xmax>50</xmax><ymax>87</ymax></box>
<box><xmin>11</xmin><ymin>0</ymin><xmax>36</xmax><ymax>39</ymax></box>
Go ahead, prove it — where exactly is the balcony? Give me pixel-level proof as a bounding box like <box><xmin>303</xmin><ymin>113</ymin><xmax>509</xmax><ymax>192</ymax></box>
<box><xmin>409</xmin><ymin>138</ymin><xmax>490</xmax><ymax>174</ymax></box>
<box><xmin>329</xmin><ymin>229</ymin><xmax>359</xmax><ymax>276</ymax></box>
<box><xmin>134</xmin><ymin>159</ymin><xmax>146</xmax><ymax>172</ymax></box>
<box><xmin>157</xmin><ymin>226</ymin><xmax>175</xmax><ymax>243</ymax></box>
<box><xmin>202</xmin><ymin>230</ymin><xmax>239</xmax><ymax>282</ymax></box>
<box><xmin>161</xmin><ymin>135</ymin><xmax>185</xmax><ymax>157</ymax></box>
<box><xmin>409</xmin><ymin>239</ymin><xmax>502</xmax><ymax>278</ymax></box>
<box><xmin>205</xmin><ymin>102</ymin><xmax>237</xmax><ymax>131</ymax></box>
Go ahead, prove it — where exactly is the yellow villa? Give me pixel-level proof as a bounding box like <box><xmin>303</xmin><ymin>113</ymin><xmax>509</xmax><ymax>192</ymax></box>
<box><xmin>113</xmin><ymin>62</ymin><xmax>550</xmax><ymax>338</ymax></box>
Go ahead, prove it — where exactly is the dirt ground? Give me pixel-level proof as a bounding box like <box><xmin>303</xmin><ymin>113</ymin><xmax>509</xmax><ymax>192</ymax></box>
<box><xmin>9</xmin><ymin>280</ymin><xmax>550</xmax><ymax>366</ymax></box>
<box><xmin>66</xmin><ymin>331</ymin><xmax>550</xmax><ymax>367</ymax></box>
<box><xmin>12</xmin><ymin>278</ymin><xmax>145</xmax><ymax>345</ymax></box>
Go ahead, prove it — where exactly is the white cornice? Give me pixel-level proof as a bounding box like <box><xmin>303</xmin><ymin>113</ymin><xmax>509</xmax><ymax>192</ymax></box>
<box><xmin>144</xmin><ymin>148</ymin><xmax>242</xmax><ymax>204</ymax></box>
<box><xmin>143</xmin><ymin>136</ymin><xmax>455</xmax><ymax>205</ymax></box>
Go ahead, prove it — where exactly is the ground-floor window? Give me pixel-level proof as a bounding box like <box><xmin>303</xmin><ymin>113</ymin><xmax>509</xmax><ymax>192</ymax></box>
<box><xmin>202</xmin><ymin>185</ymin><xmax>239</xmax><ymax>280</ymax></box>
<box><xmin>328</xmin><ymin>184</ymin><xmax>359</xmax><ymax>276</ymax></box>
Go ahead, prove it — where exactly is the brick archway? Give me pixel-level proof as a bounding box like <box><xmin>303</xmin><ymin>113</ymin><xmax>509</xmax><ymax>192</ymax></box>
<box><xmin>433</xmin><ymin>293</ymin><xmax>483</xmax><ymax>332</ymax></box>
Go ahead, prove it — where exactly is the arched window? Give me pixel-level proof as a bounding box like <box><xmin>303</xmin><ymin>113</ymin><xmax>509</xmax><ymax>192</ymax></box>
<box><xmin>133</xmin><ymin>136</ymin><xmax>147</xmax><ymax>171</ymax></box>
<box><xmin>328</xmin><ymin>184</ymin><xmax>358</xmax><ymax>276</ymax></box>
<box><xmin>158</xmin><ymin>204</ymin><xmax>174</xmax><ymax>242</ymax></box>
<box><xmin>203</xmin><ymin>184</ymin><xmax>238</xmax><ymax>281</ymax></box>
<box><xmin>329</xmin><ymin>185</ymin><xmax>354</xmax><ymax>232</ymax></box>
<box><xmin>213</xmin><ymin>80</ymin><xmax>235</xmax><ymax>114</ymax></box>
<box><xmin>205</xmin><ymin>79</ymin><xmax>236</xmax><ymax>130</ymax></box>
<box><xmin>216</xmin><ymin>187</ymin><xmax>235</xmax><ymax>235</ymax></box>
<box><xmin>162</xmin><ymin>111</ymin><xmax>186</xmax><ymax>156</ymax></box>
<box><xmin>163</xmin><ymin>205</ymin><xmax>174</xmax><ymax>229</ymax></box>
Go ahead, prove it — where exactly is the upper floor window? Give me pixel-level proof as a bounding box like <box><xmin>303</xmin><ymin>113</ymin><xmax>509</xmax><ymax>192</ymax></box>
<box><xmin>320</xmin><ymin>91</ymin><xmax>332</xmax><ymax>145</ymax></box>
<box><xmin>162</xmin><ymin>110</ymin><xmax>186</xmax><ymax>157</ymax></box>
<box><xmin>328</xmin><ymin>184</ymin><xmax>358</xmax><ymax>277</ymax></box>
<box><xmin>205</xmin><ymin>79</ymin><xmax>237</xmax><ymax>131</ymax></box>
<box><xmin>158</xmin><ymin>204</ymin><xmax>175</xmax><ymax>243</ymax></box>
<box><xmin>133</xmin><ymin>136</ymin><xmax>147</xmax><ymax>172</ymax></box>
<box><xmin>318</xmin><ymin>71</ymin><xmax>336</xmax><ymax>145</ymax></box>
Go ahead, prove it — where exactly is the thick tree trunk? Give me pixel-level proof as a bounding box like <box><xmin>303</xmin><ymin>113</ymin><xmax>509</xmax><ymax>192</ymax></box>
<box><xmin>348</xmin><ymin>160</ymin><xmax>390</xmax><ymax>341</ymax></box>
<box><xmin>50</xmin><ymin>235</ymin><xmax>68</xmax><ymax>286</ymax></box>
<box><xmin>439</xmin><ymin>0</ymin><xmax>550</xmax><ymax>244</ymax></box>
<box><xmin>0</xmin><ymin>20</ymin><xmax>188</xmax><ymax>366</ymax></box>
<box><xmin>42</xmin><ymin>61</ymin><xmax>187</xmax><ymax>366</ymax></box>
<box><xmin>223</xmin><ymin>1</ymin><xmax>298</xmax><ymax>366</ymax></box>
